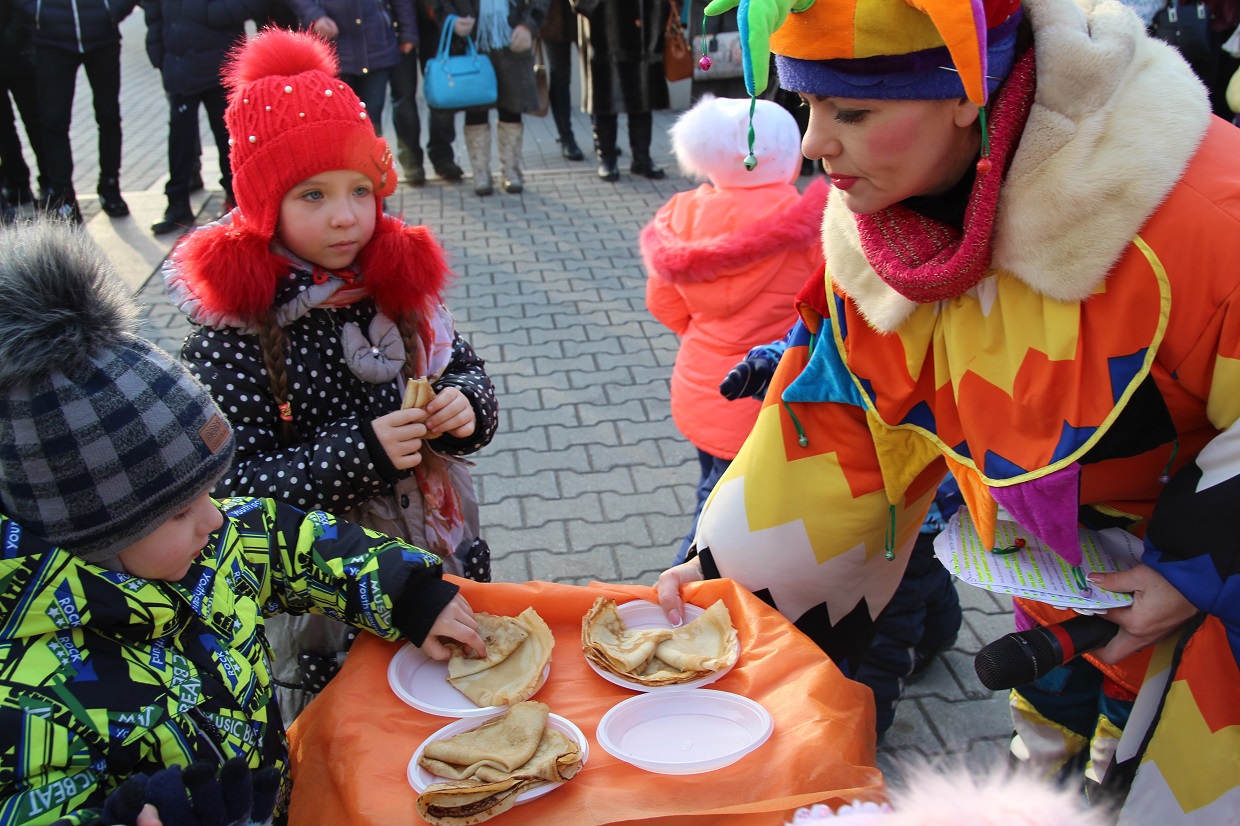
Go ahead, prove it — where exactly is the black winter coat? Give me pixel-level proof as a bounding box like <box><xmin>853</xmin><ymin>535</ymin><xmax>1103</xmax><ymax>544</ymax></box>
<box><xmin>285</xmin><ymin>0</ymin><xmax>415</xmax><ymax>75</ymax></box>
<box><xmin>576</xmin><ymin>0</ymin><xmax>670</xmax><ymax>115</ymax></box>
<box><xmin>144</xmin><ymin>0</ymin><xmax>266</xmax><ymax>96</ymax></box>
<box><xmin>0</xmin><ymin>0</ymin><xmax>36</xmax><ymax>76</ymax></box>
<box><xmin>18</xmin><ymin>0</ymin><xmax>136</xmax><ymax>52</ymax></box>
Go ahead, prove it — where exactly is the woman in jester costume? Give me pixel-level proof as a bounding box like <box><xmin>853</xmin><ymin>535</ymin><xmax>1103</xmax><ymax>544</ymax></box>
<box><xmin>656</xmin><ymin>0</ymin><xmax>1240</xmax><ymax>820</ymax></box>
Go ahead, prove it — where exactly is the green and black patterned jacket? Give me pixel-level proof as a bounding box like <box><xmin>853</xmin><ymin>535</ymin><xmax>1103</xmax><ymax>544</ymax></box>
<box><xmin>0</xmin><ymin>496</ymin><xmax>458</xmax><ymax>825</ymax></box>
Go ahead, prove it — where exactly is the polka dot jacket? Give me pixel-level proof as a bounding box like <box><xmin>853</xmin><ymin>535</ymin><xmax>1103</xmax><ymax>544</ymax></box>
<box><xmin>172</xmin><ymin>261</ymin><xmax>499</xmax><ymax>525</ymax></box>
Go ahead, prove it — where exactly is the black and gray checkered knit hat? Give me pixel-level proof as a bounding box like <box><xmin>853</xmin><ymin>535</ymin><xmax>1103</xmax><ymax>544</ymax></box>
<box><xmin>0</xmin><ymin>222</ymin><xmax>236</xmax><ymax>564</ymax></box>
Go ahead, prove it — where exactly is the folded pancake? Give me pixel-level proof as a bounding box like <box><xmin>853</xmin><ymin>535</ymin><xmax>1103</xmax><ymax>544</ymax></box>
<box><xmin>415</xmin><ymin>701</ymin><xmax>585</xmax><ymax>825</ymax></box>
<box><xmin>581</xmin><ymin>598</ymin><xmax>672</xmax><ymax>674</ymax></box>
<box><xmin>420</xmin><ymin>701</ymin><xmax>549</xmax><ymax>780</ymax></box>
<box><xmin>447</xmin><ymin>607</ymin><xmax>554</xmax><ymax>707</ymax></box>
<box><xmin>582</xmin><ymin>597</ymin><xmax>738</xmax><ymax>687</ymax></box>
<box><xmin>447</xmin><ymin>614</ymin><xmax>530</xmax><ymax>680</ymax></box>
<box><xmin>654</xmin><ymin>600</ymin><xmax>738</xmax><ymax>674</ymax></box>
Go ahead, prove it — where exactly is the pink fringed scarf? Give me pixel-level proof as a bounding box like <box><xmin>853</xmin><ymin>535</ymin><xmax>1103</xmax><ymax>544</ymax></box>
<box><xmin>856</xmin><ymin>49</ymin><xmax>1037</xmax><ymax>304</ymax></box>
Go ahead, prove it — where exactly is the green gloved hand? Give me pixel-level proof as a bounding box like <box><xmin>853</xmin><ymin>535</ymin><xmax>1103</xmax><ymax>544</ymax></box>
<box><xmin>702</xmin><ymin>0</ymin><xmax>815</xmax><ymax>96</ymax></box>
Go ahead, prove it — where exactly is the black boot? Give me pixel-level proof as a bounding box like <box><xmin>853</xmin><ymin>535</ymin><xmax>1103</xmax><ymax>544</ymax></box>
<box><xmin>151</xmin><ymin>196</ymin><xmax>196</xmax><ymax>235</ymax></box>
<box><xmin>98</xmin><ymin>177</ymin><xmax>130</xmax><ymax>218</ymax></box>
<box><xmin>593</xmin><ymin>116</ymin><xmax>619</xmax><ymax>182</ymax></box>
<box><xmin>45</xmin><ymin>189</ymin><xmax>83</xmax><ymax>225</ymax></box>
<box><xmin>627</xmin><ymin>113</ymin><xmax>666</xmax><ymax>180</ymax></box>
<box><xmin>553</xmin><ymin>101</ymin><xmax>584</xmax><ymax>161</ymax></box>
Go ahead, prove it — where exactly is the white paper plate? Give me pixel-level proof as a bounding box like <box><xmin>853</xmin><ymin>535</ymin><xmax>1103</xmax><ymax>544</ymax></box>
<box><xmin>387</xmin><ymin>642</ymin><xmax>550</xmax><ymax>718</ymax></box>
<box><xmin>584</xmin><ymin>601</ymin><xmax>739</xmax><ymax>692</ymax></box>
<box><xmin>596</xmin><ymin>689</ymin><xmax>773</xmax><ymax>775</ymax></box>
<box><xmin>407</xmin><ymin>712</ymin><xmax>589</xmax><ymax>805</ymax></box>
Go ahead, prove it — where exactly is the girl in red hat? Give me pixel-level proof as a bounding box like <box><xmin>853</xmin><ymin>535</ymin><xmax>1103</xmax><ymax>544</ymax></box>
<box><xmin>163</xmin><ymin>27</ymin><xmax>499</xmax><ymax>725</ymax></box>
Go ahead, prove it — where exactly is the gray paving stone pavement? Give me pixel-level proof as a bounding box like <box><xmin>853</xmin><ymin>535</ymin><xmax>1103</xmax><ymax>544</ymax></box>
<box><xmin>11</xmin><ymin>11</ymin><xmax>1017</xmax><ymax>792</ymax></box>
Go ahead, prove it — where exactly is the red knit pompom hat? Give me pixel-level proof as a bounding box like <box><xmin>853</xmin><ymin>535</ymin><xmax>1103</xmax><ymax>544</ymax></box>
<box><xmin>224</xmin><ymin>27</ymin><xmax>397</xmax><ymax>240</ymax></box>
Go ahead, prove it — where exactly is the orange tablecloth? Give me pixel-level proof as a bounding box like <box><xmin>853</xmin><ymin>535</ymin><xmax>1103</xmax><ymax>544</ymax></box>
<box><xmin>287</xmin><ymin>578</ymin><xmax>884</xmax><ymax>825</ymax></box>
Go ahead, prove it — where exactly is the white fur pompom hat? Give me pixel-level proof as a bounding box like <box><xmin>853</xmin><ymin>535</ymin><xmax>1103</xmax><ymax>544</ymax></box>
<box><xmin>670</xmin><ymin>94</ymin><xmax>803</xmax><ymax>189</ymax></box>
<box><xmin>786</xmin><ymin>762</ymin><xmax>1113</xmax><ymax>825</ymax></box>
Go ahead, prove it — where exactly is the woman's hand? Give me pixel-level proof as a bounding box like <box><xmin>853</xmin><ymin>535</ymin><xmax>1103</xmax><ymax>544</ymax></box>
<box><xmin>453</xmin><ymin>15</ymin><xmax>476</xmax><ymax>36</ymax></box>
<box><xmin>510</xmin><ymin>24</ymin><xmax>533</xmax><ymax>52</ymax></box>
<box><xmin>420</xmin><ymin>593</ymin><xmax>486</xmax><ymax>660</ymax></box>
<box><xmin>137</xmin><ymin>805</ymin><xmax>162</xmax><ymax>826</ymax></box>
<box><xmin>655</xmin><ymin>556</ymin><xmax>704</xmax><ymax>627</ymax></box>
<box><xmin>424</xmin><ymin>386</ymin><xmax>476</xmax><ymax>439</ymax></box>
<box><xmin>1089</xmin><ymin>564</ymin><xmax>1201</xmax><ymax>663</ymax></box>
<box><xmin>312</xmin><ymin>15</ymin><xmax>339</xmax><ymax>39</ymax></box>
<box><xmin>372</xmin><ymin>407</ymin><xmax>429</xmax><ymax>470</ymax></box>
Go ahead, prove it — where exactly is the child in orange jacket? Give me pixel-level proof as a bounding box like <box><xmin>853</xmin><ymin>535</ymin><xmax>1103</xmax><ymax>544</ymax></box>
<box><xmin>641</xmin><ymin>94</ymin><xmax>827</xmax><ymax>564</ymax></box>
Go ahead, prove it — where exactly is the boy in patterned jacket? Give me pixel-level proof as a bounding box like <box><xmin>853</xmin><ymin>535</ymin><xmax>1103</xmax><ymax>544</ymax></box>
<box><xmin>0</xmin><ymin>221</ymin><xmax>485</xmax><ymax>825</ymax></box>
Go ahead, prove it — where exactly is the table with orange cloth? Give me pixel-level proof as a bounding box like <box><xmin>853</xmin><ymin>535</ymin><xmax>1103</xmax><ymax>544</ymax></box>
<box><xmin>287</xmin><ymin>577</ymin><xmax>885</xmax><ymax>825</ymax></box>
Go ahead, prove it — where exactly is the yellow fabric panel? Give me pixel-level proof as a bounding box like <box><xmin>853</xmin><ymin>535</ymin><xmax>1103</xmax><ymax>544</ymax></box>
<box><xmin>866</xmin><ymin>410</ymin><xmax>941</xmax><ymax>506</ymax></box>
<box><xmin>929</xmin><ymin>270</ymin><xmax>1082</xmax><ymax>400</ymax></box>
<box><xmin>1207</xmin><ymin>353</ymin><xmax>1240</xmax><ymax>429</ymax></box>
<box><xmin>853</xmin><ymin>0</ymin><xmax>944</xmax><ymax>59</ymax></box>
<box><xmin>1142</xmin><ymin>680</ymin><xmax>1240</xmax><ymax>812</ymax></box>
<box><xmin>731</xmin><ymin>404</ymin><xmax>885</xmax><ymax>565</ymax></box>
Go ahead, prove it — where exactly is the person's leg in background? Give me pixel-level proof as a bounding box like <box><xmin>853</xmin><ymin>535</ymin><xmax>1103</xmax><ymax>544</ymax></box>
<box><xmin>151</xmin><ymin>91</ymin><xmax>199</xmax><ymax>234</ymax></box>
<box><xmin>201</xmin><ymin>84</ymin><xmax>234</xmax><ymax>211</ymax></box>
<box><xmin>544</xmin><ymin>38</ymin><xmax>582</xmax><ymax>160</ymax></box>
<box><xmin>34</xmin><ymin>45</ymin><xmax>83</xmax><ymax>222</ymax></box>
<box><xmin>463</xmin><ymin>108</ymin><xmax>492</xmax><ymax>196</ymax></box>
<box><xmin>82</xmin><ymin>41</ymin><xmax>128</xmax><ymax>217</ymax></box>
<box><xmin>626</xmin><ymin>109</ymin><xmax>664</xmax><ymax>179</ymax></box>
<box><xmin>495</xmin><ymin>108</ymin><xmax>524</xmax><ymax>193</ymax></box>
<box><xmin>673</xmin><ymin>450</ymin><xmax>730</xmax><ymax>566</ymax></box>
<box><xmin>592</xmin><ymin>111</ymin><xmax>619</xmax><ymax>181</ymax></box>
<box><xmin>0</xmin><ymin>90</ymin><xmax>32</xmax><ymax>218</ymax></box>
<box><xmin>390</xmin><ymin>48</ymin><xmax>426</xmax><ymax>185</ymax></box>
<box><xmin>427</xmin><ymin>107</ymin><xmax>461</xmax><ymax>179</ymax></box>
<box><xmin>1</xmin><ymin>77</ymin><xmax>46</xmax><ymax>208</ymax></box>
<box><xmin>341</xmin><ymin>68</ymin><xmax>392</xmax><ymax>136</ymax></box>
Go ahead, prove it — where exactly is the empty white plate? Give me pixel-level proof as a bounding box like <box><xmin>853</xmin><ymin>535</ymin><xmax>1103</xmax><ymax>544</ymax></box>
<box><xmin>387</xmin><ymin>641</ymin><xmax>550</xmax><ymax>717</ymax></box>
<box><xmin>596</xmin><ymin>689</ymin><xmax>773</xmax><ymax>774</ymax></box>
<box><xmin>584</xmin><ymin>600</ymin><xmax>738</xmax><ymax>692</ymax></box>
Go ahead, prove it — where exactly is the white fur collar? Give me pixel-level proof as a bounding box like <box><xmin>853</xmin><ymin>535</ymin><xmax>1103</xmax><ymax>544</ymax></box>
<box><xmin>825</xmin><ymin>0</ymin><xmax>1212</xmax><ymax>333</ymax></box>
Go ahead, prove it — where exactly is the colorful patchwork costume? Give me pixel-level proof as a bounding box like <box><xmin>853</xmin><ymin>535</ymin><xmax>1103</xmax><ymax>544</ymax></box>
<box><xmin>694</xmin><ymin>0</ymin><xmax>1240</xmax><ymax>819</ymax></box>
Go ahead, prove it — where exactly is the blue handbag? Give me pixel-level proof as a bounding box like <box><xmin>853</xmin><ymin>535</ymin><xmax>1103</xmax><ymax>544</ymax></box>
<box><xmin>424</xmin><ymin>15</ymin><xmax>498</xmax><ymax>110</ymax></box>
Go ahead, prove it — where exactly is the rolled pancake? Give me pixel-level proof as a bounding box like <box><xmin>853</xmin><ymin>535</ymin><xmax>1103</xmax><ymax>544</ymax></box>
<box><xmin>448</xmin><ymin>607</ymin><xmax>554</xmax><ymax>707</ymax></box>
<box><xmin>582</xmin><ymin>597</ymin><xmax>738</xmax><ymax>687</ymax></box>
<box><xmin>415</xmin><ymin>777</ymin><xmax>528</xmax><ymax>826</ymax></box>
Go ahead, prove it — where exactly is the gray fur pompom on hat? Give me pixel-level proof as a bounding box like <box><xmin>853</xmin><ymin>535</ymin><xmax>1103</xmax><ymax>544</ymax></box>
<box><xmin>0</xmin><ymin>221</ymin><xmax>139</xmax><ymax>390</ymax></box>
<box><xmin>0</xmin><ymin>222</ymin><xmax>236</xmax><ymax>564</ymax></box>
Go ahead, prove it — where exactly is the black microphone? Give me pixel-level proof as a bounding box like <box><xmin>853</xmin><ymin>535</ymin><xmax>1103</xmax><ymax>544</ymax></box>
<box><xmin>974</xmin><ymin>616</ymin><xmax>1119</xmax><ymax>691</ymax></box>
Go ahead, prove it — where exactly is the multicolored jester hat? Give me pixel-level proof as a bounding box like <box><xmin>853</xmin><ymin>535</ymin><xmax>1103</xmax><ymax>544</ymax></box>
<box><xmin>700</xmin><ymin>0</ymin><xmax>1005</xmax><ymax>167</ymax></box>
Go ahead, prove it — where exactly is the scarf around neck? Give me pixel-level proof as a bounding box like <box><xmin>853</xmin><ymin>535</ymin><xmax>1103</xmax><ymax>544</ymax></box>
<box><xmin>476</xmin><ymin>0</ymin><xmax>512</xmax><ymax>52</ymax></box>
<box><xmin>855</xmin><ymin>48</ymin><xmax>1037</xmax><ymax>305</ymax></box>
